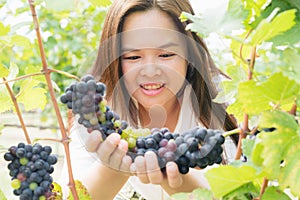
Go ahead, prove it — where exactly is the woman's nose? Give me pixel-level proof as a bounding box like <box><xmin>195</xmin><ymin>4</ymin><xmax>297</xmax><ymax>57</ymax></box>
<box><xmin>140</xmin><ymin>58</ymin><xmax>162</xmax><ymax>77</ymax></box>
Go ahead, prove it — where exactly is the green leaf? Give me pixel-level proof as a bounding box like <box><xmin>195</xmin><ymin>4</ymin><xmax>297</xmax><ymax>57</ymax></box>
<box><xmin>16</xmin><ymin>79</ymin><xmax>47</xmax><ymax>111</ymax></box>
<box><xmin>181</xmin><ymin>0</ymin><xmax>248</xmax><ymax>37</ymax></box>
<box><xmin>236</xmin><ymin>73</ymin><xmax>300</xmax><ymax>116</ymax></box>
<box><xmin>223</xmin><ymin>182</ymin><xmax>260</xmax><ymax>200</ymax></box>
<box><xmin>0</xmin><ymin>189</ymin><xmax>7</xmax><ymax>200</ymax></box>
<box><xmin>261</xmin><ymin>186</ymin><xmax>292</xmax><ymax>200</ymax></box>
<box><xmin>68</xmin><ymin>180</ymin><xmax>91</xmax><ymax>200</ymax></box>
<box><xmin>88</xmin><ymin>0</ymin><xmax>111</xmax><ymax>7</ymax></box>
<box><xmin>169</xmin><ymin>188</ymin><xmax>213</xmax><ymax>200</ymax></box>
<box><xmin>214</xmin><ymin>65</ymin><xmax>247</xmax><ymax>104</ymax></box>
<box><xmin>0</xmin><ymin>62</ymin><xmax>19</xmax><ymax>113</ymax></box>
<box><xmin>252</xmin><ymin>110</ymin><xmax>300</xmax><ymax>197</ymax></box>
<box><xmin>45</xmin><ymin>0</ymin><xmax>75</xmax><ymax>11</ymax></box>
<box><xmin>246</xmin><ymin>9</ymin><xmax>297</xmax><ymax>45</ymax></box>
<box><xmin>0</xmin><ymin>64</ymin><xmax>9</xmax><ymax>78</ymax></box>
<box><xmin>0</xmin><ymin>87</ymin><xmax>12</xmax><ymax>113</ymax></box>
<box><xmin>282</xmin><ymin>48</ymin><xmax>300</xmax><ymax>84</ymax></box>
<box><xmin>0</xmin><ymin>22</ymin><xmax>10</xmax><ymax>36</ymax></box>
<box><xmin>242</xmin><ymin>138</ymin><xmax>255</xmax><ymax>160</ymax></box>
<box><xmin>205</xmin><ymin>165</ymin><xmax>262</xmax><ymax>198</ymax></box>
<box><xmin>11</xmin><ymin>35</ymin><xmax>31</xmax><ymax>47</ymax></box>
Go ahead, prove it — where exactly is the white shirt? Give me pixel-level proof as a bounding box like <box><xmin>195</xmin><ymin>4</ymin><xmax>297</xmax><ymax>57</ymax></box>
<box><xmin>59</xmin><ymin>85</ymin><xmax>237</xmax><ymax>200</ymax></box>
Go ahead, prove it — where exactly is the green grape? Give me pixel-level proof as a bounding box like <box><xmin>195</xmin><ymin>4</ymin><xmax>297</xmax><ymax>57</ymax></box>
<box><xmin>19</xmin><ymin>157</ymin><xmax>28</xmax><ymax>165</ymax></box>
<box><xmin>29</xmin><ymin>182</ymin><xmax>38</xmax><ymax>190</ymax></box>
<box><xmin>128</xmin><ymin>137</ymin><xmax>136</xmax><ymax>149</ymax></box>
<box><xmin>89</xmin><ymin>117</ymin><xmax>98</xmax><ymax>126</ymax></box>
<box><xmin>114</xmin><ymin>120</ymin><xmax>121</xmax><ymax>128</ymax></box>
<box><xmin>39</xmin><ymin>195</ymin><xmax>46</xmax><ymax>200</ymax></box>
<box><xmin>11</xmin><ymin>179</ymin><xmax>21</xmax><ymax>189</ymax></box>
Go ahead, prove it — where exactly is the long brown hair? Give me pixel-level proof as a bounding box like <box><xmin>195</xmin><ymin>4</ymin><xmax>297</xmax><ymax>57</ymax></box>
<box><xmin>89</xmin><ymin>0</ymin><xmax>239</xmax><ymax>144</ymax></box>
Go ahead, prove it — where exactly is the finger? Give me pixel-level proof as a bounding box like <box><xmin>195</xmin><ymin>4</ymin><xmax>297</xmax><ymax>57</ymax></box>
<box><xmin>84</xmin><ymin>130</ymin><xmax>103</xmax><ymax>152</ymax></box>
<box><xmin>135</xmin><ymin>156</ymin><xmax>150</xmax><ymax>184</ymax></box>
<box><xmin>96</xmin><ymin>133</ymin><xmax>121</xmax><ymax>164</ymax></box>
<box><xmin>130</xmin><ymin>162</ymin><xmax>137</xmax><ymax>175</ymax></box>
<box><xmin>108</xmin><ymin>139</ymin><xmax>128</xmax><ymax>170</ymax></box>
<box><xmin>145</xmin><ymin>151</ymin><xmax>163</xmax><ymax>184</ymax></box>
<box><xmin>166</xmin><ymin>162</ymin><xmax>183</xmax><ymax>188</ymax></box>
<box><xmin>120</xmin><ymin>155</ymin><xmax>133</xmax><ymax>174</ymax></box>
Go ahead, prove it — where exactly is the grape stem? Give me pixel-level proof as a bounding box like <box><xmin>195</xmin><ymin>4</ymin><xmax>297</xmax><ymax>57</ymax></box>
<box><xmin>222</xmin><ymin>128</ymin><xmax>242</xmax><ymax>138</ymax></box>
<box><xmin>26</xmin><ymin>0</ymin><xmax>79</xmax><ymax>199</ymax></box>
<box><xmin>32</xmin><ymin>137</ymin><xmax>68</xmax><ymax>144</ymax></box>
<box><xmin>2</xmin><ymin>77</ymin><xmax>32</xmax><ymax>144</ymax></box>
<box><xmin>0</xmin><ymin>69</ymin><xmax>80</xmax><ymax>87</ymax></box>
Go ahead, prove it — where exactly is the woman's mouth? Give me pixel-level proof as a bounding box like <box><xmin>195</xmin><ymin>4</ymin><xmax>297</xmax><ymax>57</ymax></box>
<box><xmin>140</xmin><ymin>83</ymin><xmax>165</xmax><ymax>96</ymax></box>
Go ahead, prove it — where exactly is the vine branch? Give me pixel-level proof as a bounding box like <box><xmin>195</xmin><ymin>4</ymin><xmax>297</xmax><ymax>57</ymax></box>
<box><xmin>2</xmin><ymin>77</ymin><xmax>31</xmax><ymax>144</ymax></box>
<box><xmin>0</xmin><ymin>68</ymin><xmax>79</xmax><ymax>86</ymax></box>
<box><xmin>26</xmin><ymin>0</ymin><xmax>79</xmax><ymax>199</ymax></box>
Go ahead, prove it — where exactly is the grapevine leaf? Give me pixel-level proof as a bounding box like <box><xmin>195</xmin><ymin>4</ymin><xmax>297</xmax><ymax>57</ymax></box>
<box><xmin>88</xmin><ymin>0</ymin><xmax>111</xmax><ymax>7</ymax></box>
<box><xmin>45</xmin><ymin>0</ymin><xmax>75</xmax><ymax>11</ymax></box>
<box><xmin>262</xmin><ymin>0</ymin><xmax>300</xmax><ymax>45</ymax></box>
<box><xmin>222</xmin><ymin>182</ymin><xmax>260</xmax><ymax>200</ymax></box>
<box><xmin>252</xmin><ymin>110</ymin><xmax>300</xmax><ymax>197</ymax></box>
<box><xmin>52</xmin><ymin>182</ymin><xmax>63</xmax><ymax>199</ymax></box>
<box><xmin>181</xmin><ymin>0</ymin><xmax>248</xmax><ymax>37</ymax></box>
<box><xmin>205</xmin><ymin>165</ymin><xmax>262</xmax><ymax>198</ymax></box>
<box><xmin>242</xmin><ymin>138</ymin><xmax>255</xmax><ymax>160</ymax></box>
<box><xmin>169</xmin><ymin>188</ymin><xmax>213</xmax><ymax>200</ymax></box>
<box><xmin>0</xmin><ymin>22</ymin><xmax>10</xmax><ymax>36</ymax></box>
<box><xmin>16</xmin><ymin>79</ymin><xmax>47</xmax><ymax>111</ymax></box>
<box><xmin>282</xmin><ymin>48</ymin><xmax>300</xmax><ymax>84</ymax></box>
<box><xmin>0</xmin><ymin>189</ymin><xmax>7</xmax><ymax>200</ymax></box>
<box><xmin>214</xmin><ymin>65</ymin><xmax>247</xmax><ymax>104</ymax></box>
<box><xmin>246</xmin><ymin>9</ymin><xmax>297</xmax><ymax>45</ymax></box>
<box><xmin>67</xmin><ymin>180</ymin><xmax>91</xmax><ymax>200</ymax></box>
<box><xmin>0</xmin><ymin>62</ymin><xmax>19</xmax><ymax>113</ymax></box>
<box><xmin>7</xmin><ymin>62</ymin><xmax>19</xmax><ymax>88</ymax></box>
<box><xmin>261</xmin><ymin>186</ymin><xmax>292</xmax><ymax>200</ymax></box>
<box><xmin>236</xmin><ymin>73</ymin><xmax>300</xmax><ymax>116</ymax></box>
<box><xmin>11</xmin><ymin>35</ymin><xmax>31</xmax><ymax>48</ymax></box>
<box><xmin>0</xmin><ymin>64</ymin><xmax>9</xmax><ymax>78</ymax></box>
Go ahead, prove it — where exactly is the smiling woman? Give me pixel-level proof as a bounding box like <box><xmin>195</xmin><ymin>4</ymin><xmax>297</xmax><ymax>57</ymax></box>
<box><xmin>59</xmin><ymin>0</ymin><xmax>239</xmax><ymax>199</ymax></box>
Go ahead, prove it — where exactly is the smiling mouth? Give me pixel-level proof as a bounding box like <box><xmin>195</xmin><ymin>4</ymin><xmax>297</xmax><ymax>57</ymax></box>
<box><xmin>140</xmin><ymin>83</ymin><xmax>165</xmax><ymax>90</ymax></box>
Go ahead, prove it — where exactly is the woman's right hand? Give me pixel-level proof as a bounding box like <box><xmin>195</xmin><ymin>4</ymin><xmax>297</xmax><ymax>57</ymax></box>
<box><xmin>83</xmin><ymin>131</ymin><xmax>132</xmax><ymax>174</ymax></box>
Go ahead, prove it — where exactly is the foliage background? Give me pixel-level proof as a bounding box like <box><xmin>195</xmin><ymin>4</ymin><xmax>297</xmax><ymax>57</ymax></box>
<box><xmin>0</xmin><ymin>0</ymin><xmax>299</xmax><ymax>199</ymax></box>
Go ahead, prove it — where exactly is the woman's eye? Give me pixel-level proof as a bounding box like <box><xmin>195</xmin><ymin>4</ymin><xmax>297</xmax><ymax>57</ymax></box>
<box><xmin>123</xmin><ymin>56</ymin><xmax>140</xmax><ymax>60</ymax></box>
<box><xmin>159</xmin><ymin>53</ymin><xmax>175</xmax><ymax>58</ymax></box>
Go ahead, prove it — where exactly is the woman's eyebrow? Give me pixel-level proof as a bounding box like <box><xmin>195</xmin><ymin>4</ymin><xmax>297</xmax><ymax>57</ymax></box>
<box><xmin>121</xmin><ymin>42</ymin><xmax>179</xmax><ymax>53</ymax></box>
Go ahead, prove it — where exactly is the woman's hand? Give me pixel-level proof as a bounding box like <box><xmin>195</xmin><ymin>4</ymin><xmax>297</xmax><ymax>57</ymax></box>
<box><xmin>84</xmin><ymin>131</ymin><xmax>132</xmax><ymax>173</ymax></box>
<box><xmin>130</xmin><ymin>151</ymin><xmax>183</xmax><ymax>188</ymax></box>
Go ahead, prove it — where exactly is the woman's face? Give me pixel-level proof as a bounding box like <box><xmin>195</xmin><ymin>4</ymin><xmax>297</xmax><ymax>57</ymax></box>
<box><xmin>120</xmin><ymin>9</ymin><xmax>188</xmax><ymax>109</ymax></box>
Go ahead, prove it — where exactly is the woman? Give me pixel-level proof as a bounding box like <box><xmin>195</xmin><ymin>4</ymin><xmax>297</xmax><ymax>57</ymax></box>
<box><xmin>60</xmin><ymin>0</ymin><xmax>238</xmax><ymax>199</ymax></box>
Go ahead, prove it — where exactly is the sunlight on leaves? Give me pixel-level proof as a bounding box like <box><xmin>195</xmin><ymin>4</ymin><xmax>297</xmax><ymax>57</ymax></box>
<box><xmin>16</xmin><ymin>79</ymin><xmax>47</xmax><ymax>111</ymax></box>
<box><xmin>0</xmin><ymin>64</ymin><xmax>9</xmax><ymax>78</ymax></box>
<box><xmin>229</xmin><ymin>73</ymin><xmax>300</xmax><ymax>117</ymax></box>
<box><xmin>246</xmin><ymin>9</ymin><xmax>297</xmax><ymax>45</ymax></box>
<box><xmin>169</xmin><ymin>188</ymin><xmax>213</xmax><ymax>200</ymax></box>
<box><xmin>205</xmin><ymin>165</ymin><xmax>263</xmax><ymax>198</ymax></box>
<box><xmin>252</xmin><ymin>110</ymin><xmax>300</xmax><ymax>197</ymax></box>
<box><xmin>261</xmin><ymin>186</ymin><xmax>292</xmax><ymax>200</ymax></box>
<box><xmin>68</xmin><ymin>180</ymin><xmax>91</xmax><ymax>200</ymax></box>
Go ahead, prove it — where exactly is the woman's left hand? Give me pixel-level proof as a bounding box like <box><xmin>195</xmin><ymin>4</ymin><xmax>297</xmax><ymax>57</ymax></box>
<box><xmin>130</xmin><ymin>151</ymin><xmax>183</xmax><ymax>188</ymax></box>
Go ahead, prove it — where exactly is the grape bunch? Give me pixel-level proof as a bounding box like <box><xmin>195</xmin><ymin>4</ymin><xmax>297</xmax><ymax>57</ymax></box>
<box><xmin>3</xmin><ymin>143</ymin><xmax>57</xmax><ymax>200</ymax></box>
<box><xmin>129</xmin><ymin>127</ymin><xmax>224</xmax><ymax>174</ymax></box>
<box><xmin>60</xmin><ymin>74</ymin><xmax>226</xmax><ymax>174</ymax></box>
<box><xmin>60</xmin><ymin>75</ymin><xmax>126</xmax><ymax>139</ymax></box>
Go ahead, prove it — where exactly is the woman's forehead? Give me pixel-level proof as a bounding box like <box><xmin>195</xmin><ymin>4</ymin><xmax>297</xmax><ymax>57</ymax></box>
<box><xmin>121</xmin><ymin>28</ymin><xmax>187</xmax><ymax>53</ymax></box>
